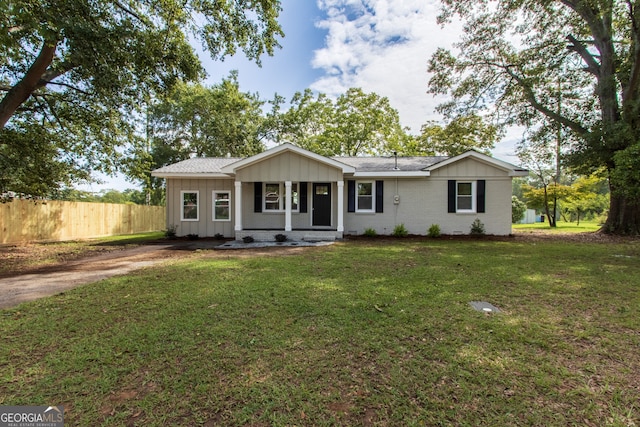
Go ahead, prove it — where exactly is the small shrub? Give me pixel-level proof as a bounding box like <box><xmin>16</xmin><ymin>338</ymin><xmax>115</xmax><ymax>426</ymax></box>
<box><xmin>470</xmin><ymin>218</ymin><xmax>486</xmax><ymax>236</ymax></box>
<box><xmin>214</xmin><ymin>233</ymin><xmax>225</xmax><ymax>240</ymax></box>
<box><xmin>392</xmin><ymin>223</ymin><xmax>408</xmax><ymax>237</ymax></box>
<box><xmin>363</xmin><ymin>227</ymin><xmax>377</xmax><ymax>237</ymax></box>
<box><xmin>164</xmin><ymin>224</ymin><xmax>178</xmax><ymax>239</ymax></box>
<box><xmin>427</xmin><ymin>224</ymin><xmax>441</xmax><ymax>238</ymax></box>
<box><xmin>275</xmin><ymin>234</ymin><xmax>287</xmax><ymax>242</ymax></box>
<box><xmin>187</xmin><ymin>233</ymin><xmax>199</xmax><ymax>240</ymax></box>
<box><xmin>242</xmin><ymin>236</ymin><xmax>255</xmax><ymax>243</ymax></box>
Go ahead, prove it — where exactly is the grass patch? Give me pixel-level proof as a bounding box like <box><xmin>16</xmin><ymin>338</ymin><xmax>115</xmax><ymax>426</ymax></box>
<box><xmin>513</xmin><ymin>221</ymin><xmax>601</xmax><ymax>233</ymax></box>
<box><xmin>1</xmin><ymin>239</ymin><xmax>639</xmax><ymax>425</ymax></box>
<box><xmin>0</xmin><ymin>232</ymin><xmax>165</xmax><ymax>275</ymax></box>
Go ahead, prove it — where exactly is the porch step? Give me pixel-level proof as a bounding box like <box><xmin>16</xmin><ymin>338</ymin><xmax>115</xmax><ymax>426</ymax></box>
<box><xmin>303</xmin><ymin>234</ymin><xmax>336</xmax><ymax>242</ymax></box>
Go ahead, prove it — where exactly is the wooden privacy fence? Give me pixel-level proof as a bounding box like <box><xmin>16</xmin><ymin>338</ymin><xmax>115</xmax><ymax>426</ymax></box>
<box><xmin>1</xmin><ymin>200</ymin><xmax>166</xmax><ymax>244</ymax></box>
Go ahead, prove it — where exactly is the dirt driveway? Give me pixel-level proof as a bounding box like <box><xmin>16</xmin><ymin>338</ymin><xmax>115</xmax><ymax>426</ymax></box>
<box><xmin>0</xmin><ymin>242</ymin><xmax>208</xmax><ymax>310</ymax></box>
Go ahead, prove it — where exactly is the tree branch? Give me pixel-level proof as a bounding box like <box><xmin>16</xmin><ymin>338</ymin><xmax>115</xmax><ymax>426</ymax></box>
<box><xmin>0</xmin><ymin>40</ymin><xmax>58</xmax><ymax>128</ymax></box>
<box><xmin>502</xmin><ymin>64</ymin><xmax>590</xmax><ymax>136</ymax></box>
<box><xmin>566</xmin><ymin>34</ymin><xmax>601</xmax><ymax>77</ymax></box>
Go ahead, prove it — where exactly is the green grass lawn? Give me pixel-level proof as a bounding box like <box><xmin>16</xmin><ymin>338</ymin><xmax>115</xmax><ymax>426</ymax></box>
<box><xmin>513</xmin><ymin>220</ymin><xmax>602</xmax><ymax>233</ymax></box>
<box><xmin>1</xmin><ymin>238</ymin><xmax>639</xmax><ymax>426</ymax></box>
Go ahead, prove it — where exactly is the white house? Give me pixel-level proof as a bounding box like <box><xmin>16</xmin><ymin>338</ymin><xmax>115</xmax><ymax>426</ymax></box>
<box><xmin>151</xmin><ymin>143</ymin><xmax>528</xmax><ymax>240</ymax></box>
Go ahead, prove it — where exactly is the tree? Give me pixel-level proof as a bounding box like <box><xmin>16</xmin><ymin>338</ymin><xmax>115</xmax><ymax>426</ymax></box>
<box><xmin>272</xmin><ymin>88</ymin><xmax>411</xmax><ymax>156</ymax></box>
<box><xmin>413</xmin><ymin>114</ymin><xmax>500</xmax><ymax>156</ymax></box>
<box><xmin>512</xmin><ymin>195</ymin><xmax>527</xmax><ymax>224</ymax></box>
<box><xmin>563</xmin><ymin>174</ymin><xmax>609</xmax><ymax>225</ymax></box>
<box><xmin>125</xmin><ymin>74</ymin><xmax>269</xmax><ymax>204</ymax></box>
<box><xmin>523</xmin><ymin>183</ymin><xmax>573</xmax><ymax>227</ymax></box>
<box><xmin>0</xmin><ymin>0</ymin><xmax>283</xmax><ymax>197</ymax></box>
<box><xmin>429</xmin><ymin>0</ymin><xmax>640</xmax><ymax>234</ymax></box>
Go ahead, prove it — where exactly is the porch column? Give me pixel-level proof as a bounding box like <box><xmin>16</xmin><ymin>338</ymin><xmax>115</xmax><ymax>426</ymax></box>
<box><xmin>284</xmin><ymin>180</ymin><xmax>292</xmax><ymax>231</ymax></box>
<box><xmin>234</xmin><ymin>181</ymin><xmax>242</xmax><ymax>231</ymax></box>
<box><xmin>337</xmin><ymin>180</ymin><xmax>344</xmax><ymax>232</ymax></box>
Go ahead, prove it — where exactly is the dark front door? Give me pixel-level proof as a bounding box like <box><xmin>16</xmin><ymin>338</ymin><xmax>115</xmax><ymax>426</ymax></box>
<box><xmin>312</xmin><ymin>183</ymin><xmax>331</xmax><ymax>226</ymax></box>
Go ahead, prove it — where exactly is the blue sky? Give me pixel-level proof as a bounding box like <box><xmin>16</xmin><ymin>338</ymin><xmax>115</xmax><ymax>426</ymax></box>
<box><xmin>85</xmin><ymin>0</ymin><xmax>518</xmax><ymax>192</ymax></box>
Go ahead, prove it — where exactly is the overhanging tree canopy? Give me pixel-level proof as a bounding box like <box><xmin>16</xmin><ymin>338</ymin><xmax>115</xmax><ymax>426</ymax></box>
<box><xmin>429</xmin><ymin>0</ymin><xmax>640</xmax><ymax>234</ymax></box>
<box><xmin>0</xmin><ymin>0</ymin><xmax>283</xmax><ymax>197</ymax></box>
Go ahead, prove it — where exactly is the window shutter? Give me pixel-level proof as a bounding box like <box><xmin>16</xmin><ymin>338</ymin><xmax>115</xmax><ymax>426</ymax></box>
<box><xmin>299</xmin><ymin>182</ymin><xmax>308</xmax><ymax>213</ymax></box>
<box><xmin>448</xmin><ymin>180</ymin><xmax>456</xmax><ymax>213</ymax></box>
<box><xmin>254</xmin><ymin>182</ymin><xmax>262</xmax><ymax>213</ymax></box>
<box><xmin>477</xmin><ymin>180</ymin><xmax>486</xmax><ymax>213</ymax></box>
<box><xmin>375</xmin><ymin>180</ymin><xmax>384</xmax><ymax>213</ymax></box>
<box><xmin>347</xmin><ymin>180</ymin><xmax>356</xmax><ymax>212</ymax></box>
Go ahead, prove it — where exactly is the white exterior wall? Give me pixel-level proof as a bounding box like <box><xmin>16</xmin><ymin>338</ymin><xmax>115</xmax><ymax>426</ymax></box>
<box><xmin>166</xmin><ymin>178</ymin><xmax>235</xmax><ymax>237</ymax></box>
<box><xmin>164</xmin><ymin>156</ymin><xmax>515</xmax><ymax>237</ymax></box>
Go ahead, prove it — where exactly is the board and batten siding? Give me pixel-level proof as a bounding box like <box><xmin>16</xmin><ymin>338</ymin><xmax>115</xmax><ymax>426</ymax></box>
<box><xmin>166</xmin><ymin>178</ymin><xmax>235</xmax><ymax>237</ymax></box>
<box><xmin>234</xmin><ymin>152</ymin><xmax>343</xmax><ymax>182</ymax></box>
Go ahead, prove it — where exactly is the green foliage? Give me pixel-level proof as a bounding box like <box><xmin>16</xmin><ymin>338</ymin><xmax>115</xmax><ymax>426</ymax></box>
<box><xmin>164</xmin><ymin>224</ymin><xmax>178</xmax><ymax>239</ymax></box>
<box><xmin>274</xmin><ymin>233</ymin><xmax>287</xmax><ymax>242</ymax></box>
<box><xmin>125</xmin><ymin>74</ymin><xmax>269</xmax><ymax>201</ymax></box>
<box><xmin>363</xmin><ymin>227</ymin><xmax>377</xmax><ymax>237</ymax></box>
<box><xmin>470</xmin><ymin>218</ymin><xmax>486</xmax><ymax>235</ymax></box>
<box><xmin>427</xmin><ymin>224</ymin><xmax>441</xmax><ymax>238</ymax></box>
<box><xmin>429</xmin><ymin>0</ymin><xmax>640</xmax><ymax>233</ymax></box>
<box><xmin>272</xmin><ymin>88</ymin><xmax>410</xmax><ymax>156</ymax></box>
<box><xmin>392</xmin><ymin>223</ymin><xmax>409</xmax><ymax>237</ymax></box>
<box><xmin>0</xmin><ymin>0</ymin><xmax>283</xmax><ymax>198</ymax></box>
<box><xmin>410</xmin><ymin>114</ymin><xmax>500</xmax><ymax>156</ymax></box>
<box><xmin>512</xmin><ymin>196</ymin><xmax>527</xmax><ymax>224</ymax></box>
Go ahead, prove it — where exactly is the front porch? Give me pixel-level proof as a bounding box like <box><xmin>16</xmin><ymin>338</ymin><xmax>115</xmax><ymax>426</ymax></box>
<box><xmin>235</xmin><ymin>229</ymin><xmax>342</xmax><ymax>242</ymax></box>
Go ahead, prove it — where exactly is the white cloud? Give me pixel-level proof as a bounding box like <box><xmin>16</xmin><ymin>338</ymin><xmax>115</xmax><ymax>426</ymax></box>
<box><xmin>310</xmin><ymin>0</ymin><xmax>464</xmax><ymax>133</ymax></box>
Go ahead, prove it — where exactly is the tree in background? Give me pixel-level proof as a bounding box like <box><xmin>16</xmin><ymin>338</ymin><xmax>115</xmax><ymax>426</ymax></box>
<box><xmin>512</xmin><ymin>196</ymin><xmax>527</xmax><ymax>224</ymax></box>
<box><xmin>410</xmin><ymin>114</ymin><xmax>500</xmax><ymax>156</ymax></box>
<box><xmin>562</xmin><ymin>175</ymin><xmax>610</xmax><ymax>225</ymax></box>
<box><xmin>430</xmin><ymin>0</ymin><xmax>640</xmax><ymax>234</ymax></box>
<box><xmin>272</xmin><ymin>88</ymin><xmax>410</xmax><ymax>156</ymax></box>
<box><xmin>0</xmin><ymin>0</ymin><xmax>283</xmax><ymax>198</ymax></box>
<box><xmin>124</xmin><ymin>73</ymin><xmax>270</xmax><ymax>204</ymax></box>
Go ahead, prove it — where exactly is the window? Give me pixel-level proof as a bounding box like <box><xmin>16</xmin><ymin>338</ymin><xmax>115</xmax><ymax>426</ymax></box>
<box><xmin>456</xmin><ymin>181</ymin><xmax>475</xmax><ymax>212</ymax></box>
<box><xmin>356</xmin><ymin>181</ymin><xmax>374</xmax><ymax>212</ymax></box>
<box><xmin>213</xmin><ymin>191</ymin><xmax>230</xmax><ymax>221</ymax></box>
<box><xmin>264</xmin><ymin>182</ymin><xmax>299</xmax><ymax>211</ymax></box>
<box><xmin>265</xmin><ymin>183</ymin><xmax>281</xmax><ymax>211</ymax></box>
<box><xmin>181</xmin><ymin>191</ymin><xmax>199</xmax><ymax>221</ymax></box>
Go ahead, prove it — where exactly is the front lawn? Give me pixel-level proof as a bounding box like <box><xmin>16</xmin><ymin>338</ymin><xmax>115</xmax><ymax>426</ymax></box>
<box><xmin>1</xmin><ymin>238</ymin><xmax>639</xmax><ymax>426</ymax></box>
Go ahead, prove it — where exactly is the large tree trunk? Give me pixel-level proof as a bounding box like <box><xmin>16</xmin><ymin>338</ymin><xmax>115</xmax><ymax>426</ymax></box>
<box><xmin>0</xmin><ymin>41</ymin><xmax>57</xmax><ymax>128</ymax></box>
<box><xmin>604</xmin><ymin>193</ymin><xmax>640</xmax><ymax>235</ymax></box>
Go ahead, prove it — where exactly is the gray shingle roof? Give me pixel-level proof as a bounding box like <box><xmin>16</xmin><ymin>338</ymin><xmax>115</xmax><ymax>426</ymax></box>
<box><xmin>152</xmin><ymin>157</ymin><xmax>241</xmax><ymax>174</ymax></box>
<box><xmin>152</xmin><ymin>155</ymin><xmax>448</xmax><ymax>175</ymax></box>
<box><xmin>334</xmin><ymin>156</ymin><xmax>448</xmax><ymax>172</ymax></box>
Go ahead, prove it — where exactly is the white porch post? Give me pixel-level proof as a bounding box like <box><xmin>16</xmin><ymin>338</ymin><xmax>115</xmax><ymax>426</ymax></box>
<box><xmin>234</xmin><ymin>181</ymin><xmax>243</xmax><ymax>231</ymax></box>
<box><xmin>284</xmin><ymin>180</ymin><xmax>292</xmax><ymax>232</ymax></box>
<box><xmin>337</xmin><ymin>180</ymin><xmax>344</xmax><ymax>232</ymax></box>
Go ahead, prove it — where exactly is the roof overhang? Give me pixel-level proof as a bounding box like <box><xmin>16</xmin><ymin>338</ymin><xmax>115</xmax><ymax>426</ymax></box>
<box><xmin>150</xmin><ymin>172</ymin><xmax>231</xmax><ymax>179</ymax></box>
<box><xmin>353</xmin><ymin>171</ymin><xmax>431</xmax><ymax>178</ymax></box>
<box><xmin>426</xmin><ymin>150</ymin><xmax>529</xmax><ymax>177</ymax></box>
<box><xmin>220</xmin><ymin>143</ymin><xmax>356</xmax><ymax>174</ymax></box>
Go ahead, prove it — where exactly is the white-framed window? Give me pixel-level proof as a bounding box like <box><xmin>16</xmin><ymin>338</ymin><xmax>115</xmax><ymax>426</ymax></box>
<box><xmin>181</xmin><ymin>191</ymin><xmax>199</xmax><ymax>221</ymax></box>
<box><xmin>356</xmin><ymin>181</ymin><xmax>374</xmax><ymax>212</ymax></box>
<box><xmin>264</xmin><ymin>182</ymin><xmax>299</xmax><ymax>212</ymax></box>
<box><xmin>456</xmin><ymin>181</ymin><xmax>476</xmax><ymax>213</ymax></box>
<box><xmin>213</xmin><ymin>191</ymin><xmax>231</xmax><ymax>221</ymax></box>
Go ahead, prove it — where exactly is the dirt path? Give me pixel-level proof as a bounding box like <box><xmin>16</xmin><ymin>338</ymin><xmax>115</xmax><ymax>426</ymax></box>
<box><xmin>0</xmin><ymin>243</ymin><xmax>196</xmax><ymax>310</ymax></box>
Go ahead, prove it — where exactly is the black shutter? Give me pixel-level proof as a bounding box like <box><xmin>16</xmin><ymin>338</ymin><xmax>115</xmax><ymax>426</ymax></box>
<box><xmin>477</xmin><ymin>180</ymin><xmax>486</xmax><ymax>213</ymax></box>
<box><xmin>299</xmin><ymin>182</ymin><xmax>308</xmax><ymax>213</ymax></box>
<box><xmin>375</xmin><ymin>180</ymin><xmax>384</xmax><ymax>213</ymax></box>
<box><xmin>254</xmin><ymin>182</ymin><xmax>262</xmax><ymax>213</ymax></box>
<box><xmin>347</xmin><ymin>180</ymin><xmax>356</xmax><ymax>212</ymax></box>
<box><xmin>448</xmin><ymin>180</ymin><xmax>456</xmax><ymax>213</ymax></box>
